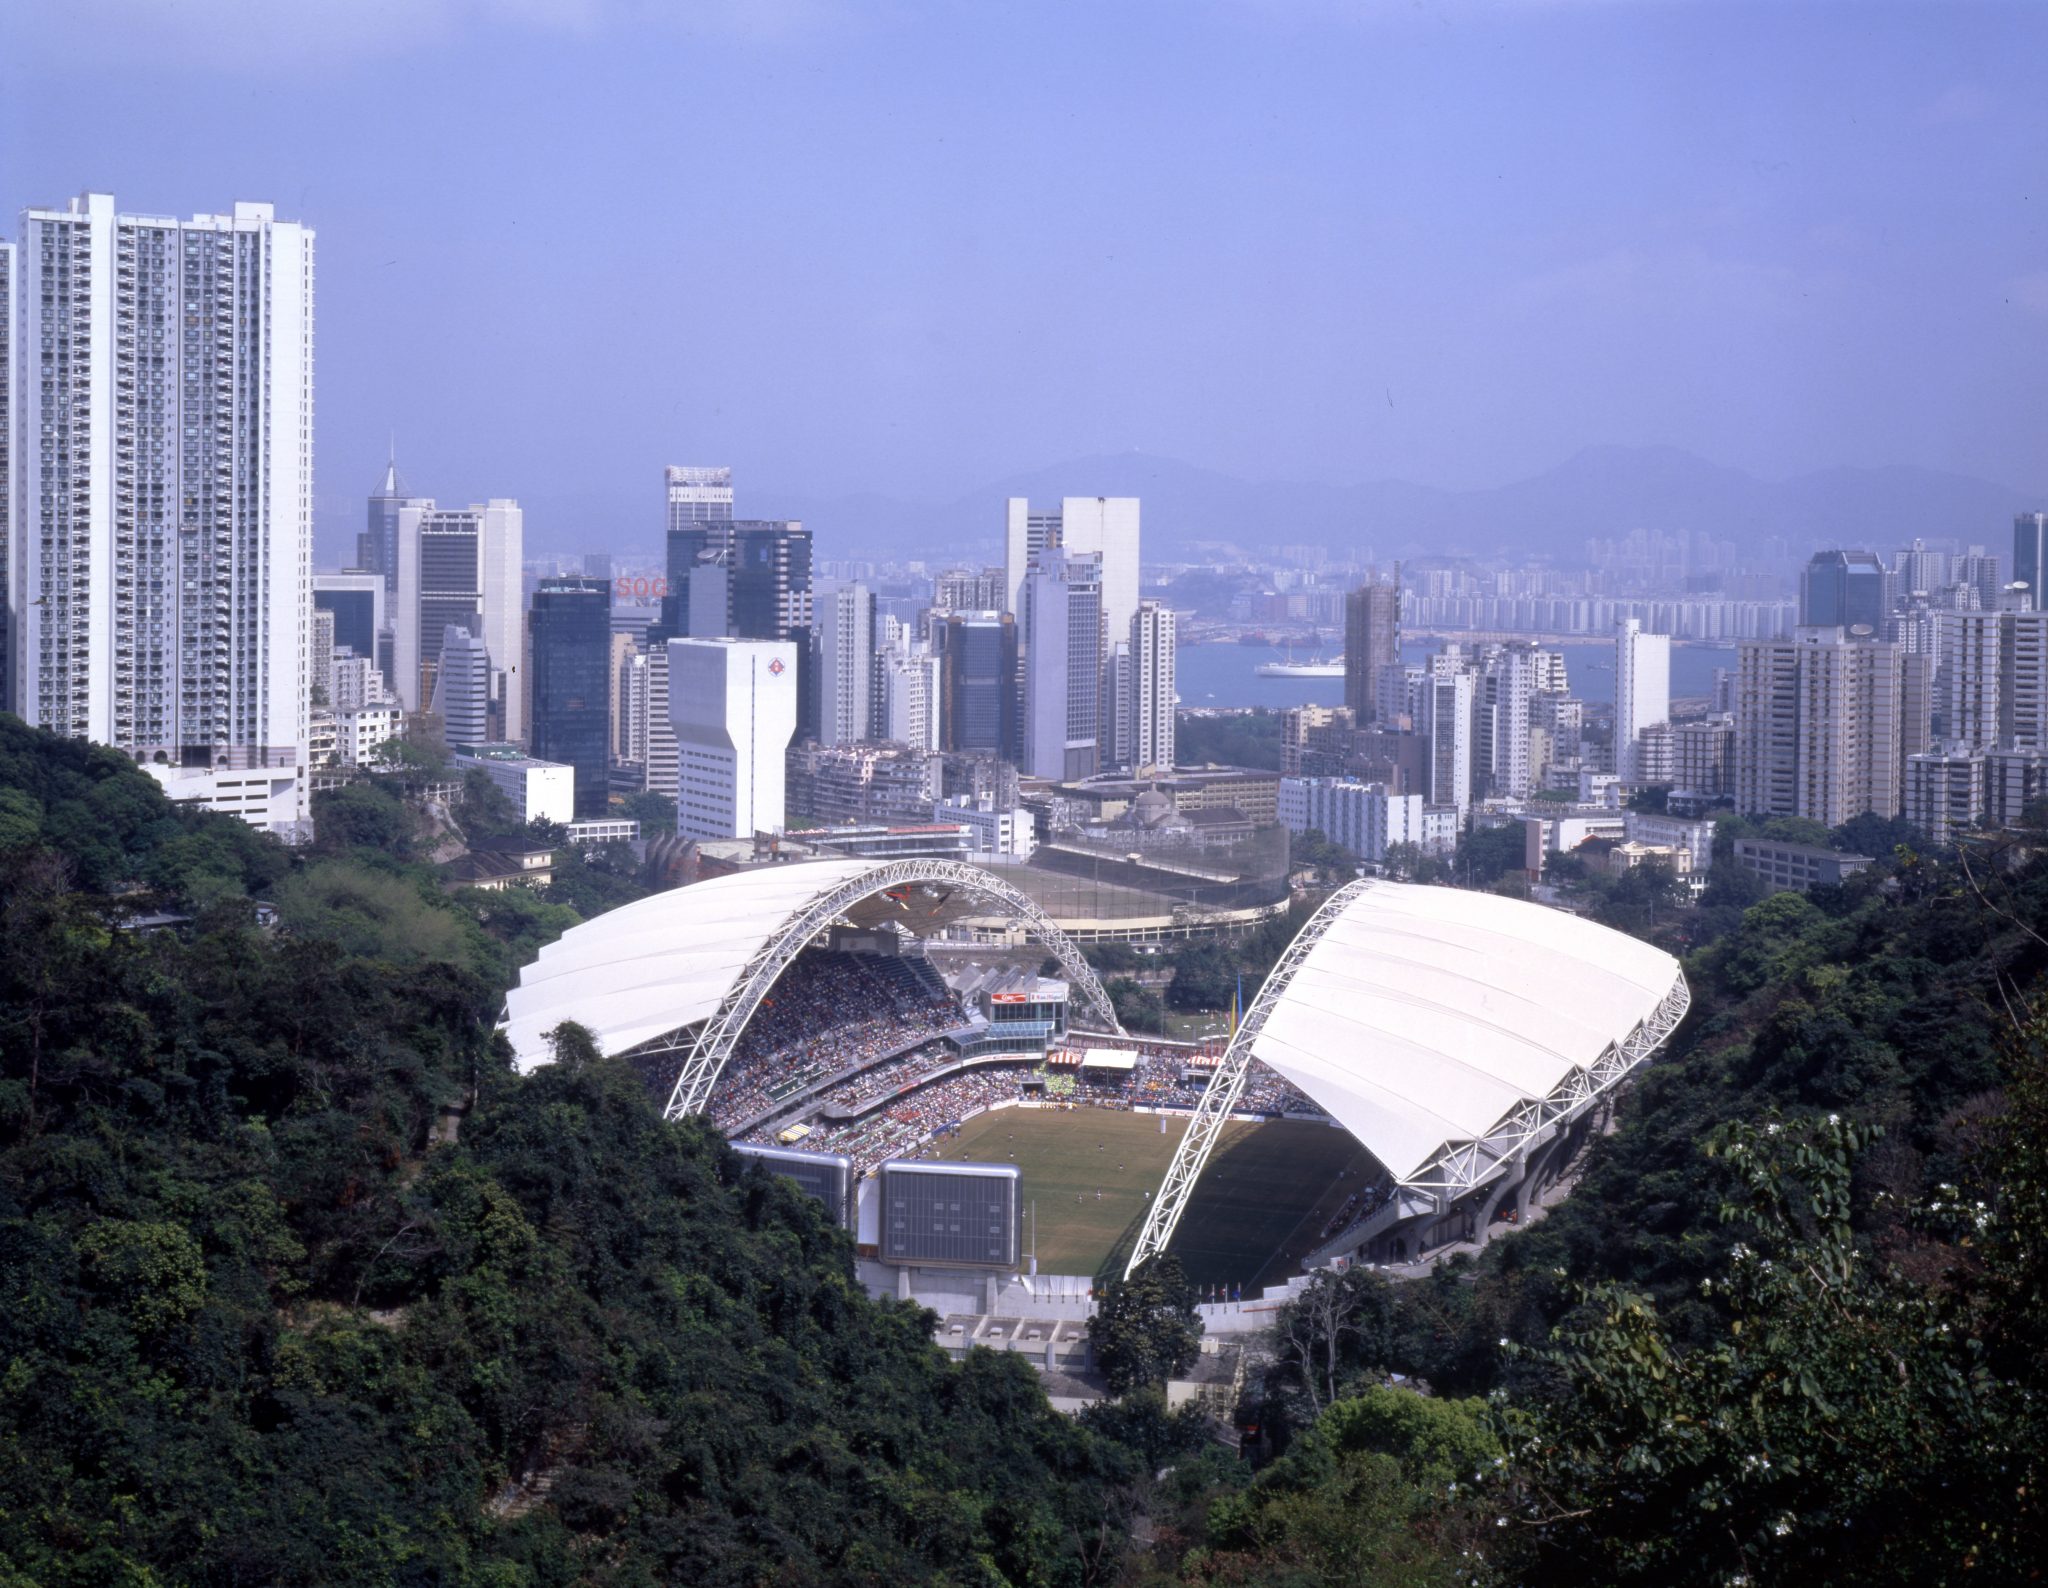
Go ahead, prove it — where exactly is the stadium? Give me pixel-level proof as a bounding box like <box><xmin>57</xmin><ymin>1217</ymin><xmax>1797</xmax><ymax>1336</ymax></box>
<box><xmin>501</xmin><ymin>859</ymin><xmax>1688</xmax><ymax>1315</ymax></box>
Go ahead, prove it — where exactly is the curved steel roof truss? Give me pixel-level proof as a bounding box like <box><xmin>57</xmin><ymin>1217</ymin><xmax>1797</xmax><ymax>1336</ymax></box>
<box><xmin>658</xmin><ymin>858</ymin><xmax>1123</xmax><ymax>1122</ymax></box>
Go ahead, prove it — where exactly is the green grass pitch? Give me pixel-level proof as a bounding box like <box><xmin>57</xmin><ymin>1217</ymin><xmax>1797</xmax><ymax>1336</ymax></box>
<box><xmin>925</xmin><ymin>1106</ymin><xmax>1375</xmax><ymax>1287</ymax></box>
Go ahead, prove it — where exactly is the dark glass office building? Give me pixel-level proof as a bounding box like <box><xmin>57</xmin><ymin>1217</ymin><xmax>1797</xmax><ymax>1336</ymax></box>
<box><xmin>529</xmin><ymin>576</ymin><xmax>613</xmax><ymax>817</ymax></box>
<box><xmin>2015</xmin><ymin>514</ymin><xmax>2048</xmax><ymax>611</ymax></box>
<box><xmin>313</xmin><ymin>583</ymin><xmax>378</xmax><ymax>661</ymax></box>
<box><xmin>1798</xmin><ymin>550</ymin><xmax>1887</xmax><ymax>635</ymax></box>
<box><xmin>937</xmin><ymin>610</ymin><xmax>1019</xmax><ymax>758</ymax></box>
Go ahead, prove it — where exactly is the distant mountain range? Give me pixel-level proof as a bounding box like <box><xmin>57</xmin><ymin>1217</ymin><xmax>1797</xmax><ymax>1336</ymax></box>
<box><xmin>342</xmin><ymin>444</ymin><xmax>2041</xmax><ymax>571</ymax></box>
<box><xmin>749</xmin><ymin>445</ymin><xmax>2043</xmax><ymax>568</ymax></box>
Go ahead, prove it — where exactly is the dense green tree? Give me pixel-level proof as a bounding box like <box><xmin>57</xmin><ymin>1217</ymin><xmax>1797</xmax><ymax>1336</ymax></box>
<box><xmin>0</xmin><ymin>724</ymin><xmax>1180</xmax><ymax>1587</ymax></box>
<box><xmin>1107</xmin><ymin>975</ymin><xmax>1168</xmax><ymax>1033</ymax></box>
<box><xmin>1168</xmin><ymin>941</ymin><xmax>1238</xmax><ymax>1011</ymax></box>
<box><xmin>1500</xmin><ymin>1113</ymin><xmax>2029</xmax><ymax>1585</ymax></box>
<box><xmin>1289</xmin><ymin>826</ymin><xmax>1357</xmax><ymax>878</ymax></box>
<box><xmin>311</xmin><ymin>778</ymin><xmax>416</xmax><ymax>858</ymax></box>
<box><xmin>1174</xmin><ymin>709</ymin><xmax>1284</xmax><ymax>770</ymax></box>
<box><xmin>619</xmin><ymin>788</ymin><xmax>677</xmax><ymax>837</ymax></box>
<box><xmin>1170</xmin><ymin>1390</ymin><xmax>1497</xmax><ymax>1587</ymax></box>
<box><xmin>1454</xmin><ymin>821</ymin><xmax>1527</xmax><ymax>886</ymax></box>
<box><xmin>1831</xmin><ymin>810</ymin><xmax>1923</xmax><ymax>857</ymax></box>
<box><xmin>1089</xmin><ymin>1257</ymin><xmax>1203</xmax><ymax>1395</ymax></box>
<box><xmin>1382</xmin><ymin>840</ymin><xmax>1447</xmax><ymax>883</ymax></box>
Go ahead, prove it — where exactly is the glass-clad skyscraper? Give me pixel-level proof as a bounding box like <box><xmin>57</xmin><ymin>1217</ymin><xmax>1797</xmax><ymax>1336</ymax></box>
<box><xmin>529</xmin><ymin>576</ymin><xmax>614</xmax><ymax>817</ymax></box>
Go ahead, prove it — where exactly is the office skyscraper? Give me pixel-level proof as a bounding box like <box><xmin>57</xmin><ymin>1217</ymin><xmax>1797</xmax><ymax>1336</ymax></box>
<box><xmin>1004</xmin><ymin>497</ymin><xmax>1140</xmax><ymax>643</ymax></box>
<box><xmin>432</xmin><ymin>626</ymin><xmax>494</xmax><ymax>747</ymax></box>
<box><xmin>665</xmin><ymin>465</ymin><xmax>734</xmax><ymax>527</ymax></box>
<box><xmin>393</xmin><ymin>499</ymin><xmax>524</xmax><ymax>740</ymax></box>
<box><xmin>2015</xmin><ymin>514</ymin><xmax>2048</xmax><ymax>612</ymax></box>
<box><xmin>4</xmin><ymin>193</ymin><xmax>312</xmax><ymax>831</ymax></box>
<box><xmin>313</xmin><ymin>572</ymin><xmax>383</xmax><ymax>667</ymax></box>
<box><xmin>1614</xmin><ymin>618</ymin><xmax>1672</xmax><ymax>784</ymax></box>
<box><xmin>529</xmin><ymin>576</ymin><xmax>613</xmax><ymax>817</ymax></box>
<box><xmin>1343</xmin><ymin>573</ymin><xmax>1401</xmax><ymax>723</ymax></box>
<box><xmin>668</xmin><ymin>637</ymin><xmax>798</xmax><ymax>840</ymax></box>
<box><xmin>1129</xmin><ymin>600</ymin><xmax>1177</xmax><ymax>775</ymax></box>
<box><xmin>361</xmin><ymin>448</ymin><xmax>426</xmax><ymax>597</ymax></box>
<box><xmin>1023</xmin><ymin>549</ymin><xmax>1104</xmax><ymax>782</ymax></box>
<box><xmin>936</xmin><ymin>611</ymin><xmax>1018</xmax><ymax>756</ymax></box>
<box><xmin>1799</xmin><ymin>550</ymin><xmax>1888</xmax><ymax>633</ymax></box>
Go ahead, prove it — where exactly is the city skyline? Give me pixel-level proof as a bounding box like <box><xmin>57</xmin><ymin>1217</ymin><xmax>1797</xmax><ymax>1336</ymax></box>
<box><xmin>6</xmin><ymin>2</ymin><xmax>2046</xmax><ymax>560</ymax></box>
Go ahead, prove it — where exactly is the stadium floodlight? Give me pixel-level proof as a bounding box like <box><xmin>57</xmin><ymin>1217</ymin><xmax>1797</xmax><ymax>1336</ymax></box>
<box><xmin>1123</xmin><ymin>879</ymin><xmax>1689</xmax><ymax>1279</ymax></box>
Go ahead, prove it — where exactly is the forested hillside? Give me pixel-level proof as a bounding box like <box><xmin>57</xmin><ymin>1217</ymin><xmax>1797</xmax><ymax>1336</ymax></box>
<box><xmin>6</xmin><ymin>716</ymin><xmax>2047</xmax><ymax>1586</ymax></box>
<box><xmin>0</xmin><ymin>721</ymin><xmax>1196</xmax><ymax>1585</ymax></box>
<box><xmin>1124</xmin><ymin>822</ymin><xmax>2048</xmax><ymax>1584</ymax></box>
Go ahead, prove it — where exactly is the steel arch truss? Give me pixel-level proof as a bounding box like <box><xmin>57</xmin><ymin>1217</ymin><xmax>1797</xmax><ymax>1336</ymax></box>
<box><xmin>654</xmin><ymin>859</ymin><xmax>1124</xmax><ymax>1122</ymax></box>
<box><xmin>1124</xmin><ymin>879</ymin><xmax>1376</xmax><ymax>1277</ymax></box>
<box><xmin>1123</xmin><ymin>881</ymin><xmax>1692</xmax><ymax>1278</ymax></box>
<box><xmin>1396</xmin><ymin>972</ymin><xmax>1690</xmax><ymax>1197</ymax></box>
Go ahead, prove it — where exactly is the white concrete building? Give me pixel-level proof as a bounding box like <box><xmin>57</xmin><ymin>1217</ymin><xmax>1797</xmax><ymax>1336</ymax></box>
<box><xmin>1129</xmin><ymin>600</ymin><xmax>1177</xmax><ymax>775</ymax></box>
<box><xmin>1279</xmin><ymin>777</ymin><xmax>1437</xmax><ymax>862</ymax></box>
<box><xmin>454</xmin><ymin>743</ymin><xmax>576</xmax><ymax>824</ymax></box>
<box><xmin>1734</xmin><ymin>628</ymin><xmax>1932</xmax><ymax>825</ymax></box>
<box><xmin>393</xmin><ymin>498</ymin><xmax>524</xmax><ymax>741</ymax></box>
<box><xmin>330</xmin><ymin>650</ymin><xmax>388</xmax><ymax>713</ymax></box>
<box><xmin>878</xmin><ymin>640</ymin><xmax>941</xmax><ymax>752</ymax></box>
<box><xmin>1023</xmin><ymin>549</ymin><xmax>1104</xmax><ymax>782</ymax></box>
<box><xmin>5</xmin><ymin>193</ymin><xmax>313</xmax><ymax>835</ymax></box>
<box><xmin>635</xmin><ymin>645</ymin><xmax>679</xmax><ymax>801</ymax></box>
<box><xmin>668</xmin><ymin>637</ymin><xmax>798</xmax><ymax>841</ymax></box>
<box><xmin>1614</xmin><ymin>618</ymin><xmax>1671</xmax><ymax>784</ymax></box>
<box><xmin>432</xmin><ymin>625</ymin><xmax>494</xmax><ymax>747</ymax></box>
<box><xmin>1425</xmin><ymin>671</ymin><xmax>1475</xmax><ymax>826</ymax></box>
<box><xmin>935</xmin><ymin>792</ymin><xmax>1037</xmax><ymax>859</ymax></box>
<box><xmin>1905</xmin><ymin>746</ymin><xmax>1987</xmax><ymax>845</ymax></box>
<box><xmin>1623</xmin><ymin>808</ymin><xmax>1716</xmax><ymax>872</ymax></box>
<box><xmin>1004</xmin><ymin>496</ymin><xmax>1140</xmax><ymax>641</ymax></box>
<box><xmin>335</xmin><ymin>702</ymin><xmax>403</xmax><ymax>767</ymax></box>
<box><xmin>816</xmin><ymin>580</ymin><xmax>875</xmax><ymax>746</ymax></box>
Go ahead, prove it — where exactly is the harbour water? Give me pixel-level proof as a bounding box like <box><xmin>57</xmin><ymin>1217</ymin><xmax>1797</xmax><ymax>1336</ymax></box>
<box><xmin>1175</xmin><ymin>638</ymin><xmax>1738</xmax><ymax>710</ymax></box>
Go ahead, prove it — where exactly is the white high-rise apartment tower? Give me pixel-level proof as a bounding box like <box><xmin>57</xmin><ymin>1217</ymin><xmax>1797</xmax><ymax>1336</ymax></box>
<box><xmin>1614</xmin><ymin>618</ymin><xmax>1671</xmax><ymax>784</ymax></box>
<box><xmin>4</xmin><ymin>194</ymin><xmax>313</xmax><ymax>831</ymax></box>
<box><xmin>1129</xmin><ymin>600</ymin><xmax>1177</xmax><ymax>775</ymax></box>
<box><xmin>815</xmin><ymin>580</ymin><xmax>875</xmax><ymax>746</ymax></box>
<box><xmin>668</xmin><ymin>638</ymin><xmax>798</xmax><ymax>841</ymax></box>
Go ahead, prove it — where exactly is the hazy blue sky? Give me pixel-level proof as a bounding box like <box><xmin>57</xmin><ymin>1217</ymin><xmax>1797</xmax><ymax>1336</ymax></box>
<box><xmin>6</xmin><ymin>0</ymin><xmax>2045</xmax><ymax>555</ymax></box>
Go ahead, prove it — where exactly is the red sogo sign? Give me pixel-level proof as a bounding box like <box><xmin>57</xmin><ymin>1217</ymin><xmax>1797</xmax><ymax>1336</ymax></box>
<box><xmin>615</xmin><ymin>576</ymin><xmax>670</xmax><ymax>601</ymax></box>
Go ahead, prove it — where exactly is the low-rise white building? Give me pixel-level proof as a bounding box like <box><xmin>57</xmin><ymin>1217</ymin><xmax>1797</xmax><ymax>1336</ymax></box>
<box><xmin>1278</xmin><ymin>777</ymin><xmax>1453</xmax><ymax>862</ymax></box>
<box><xmin>565</xmin><ymin>815</ymin><xmax>641</xmax><ymax>846</ymax></box>
<box><xmin>145</xmin><ymin>763</ymin><xmax>306</xmax><ymax>840</ymax></box>
<box><xmin>454</xmin><ymin>743</ymin><xmax>577</xmax><ymax>824</ymax></box>
<box><xmin>936</xmin><ymin>792</ymin><xmax>1037</xmax><ymax>859</ymax></box>
<box><xmin>1623</xmin><ymin>809</ymin><xmax>1716</xmax><ymax>872</ymax></box>
<box><xmin>336</xmin><ymin>703</ymin><xmax>405</xmax><ymax>768</ymax></box>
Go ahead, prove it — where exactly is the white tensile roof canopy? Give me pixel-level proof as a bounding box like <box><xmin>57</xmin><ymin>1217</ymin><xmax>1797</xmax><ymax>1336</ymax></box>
<box><xmin>1245</xmin><ymin>881</ymin><xmax>1685</xmax><ymax>1185</ymax></box>
<box><xmin>497</xmin><ymin>857</ymin><xmax>1120</xmax><ymax>1080</ymax></box>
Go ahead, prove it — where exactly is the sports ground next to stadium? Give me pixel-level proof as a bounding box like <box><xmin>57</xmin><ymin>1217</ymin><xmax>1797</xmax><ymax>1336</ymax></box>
<box><xmin>927</xmin><ymin>1108</ymin><xmax>1375</xmax><ymax>1287</ymax></box>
